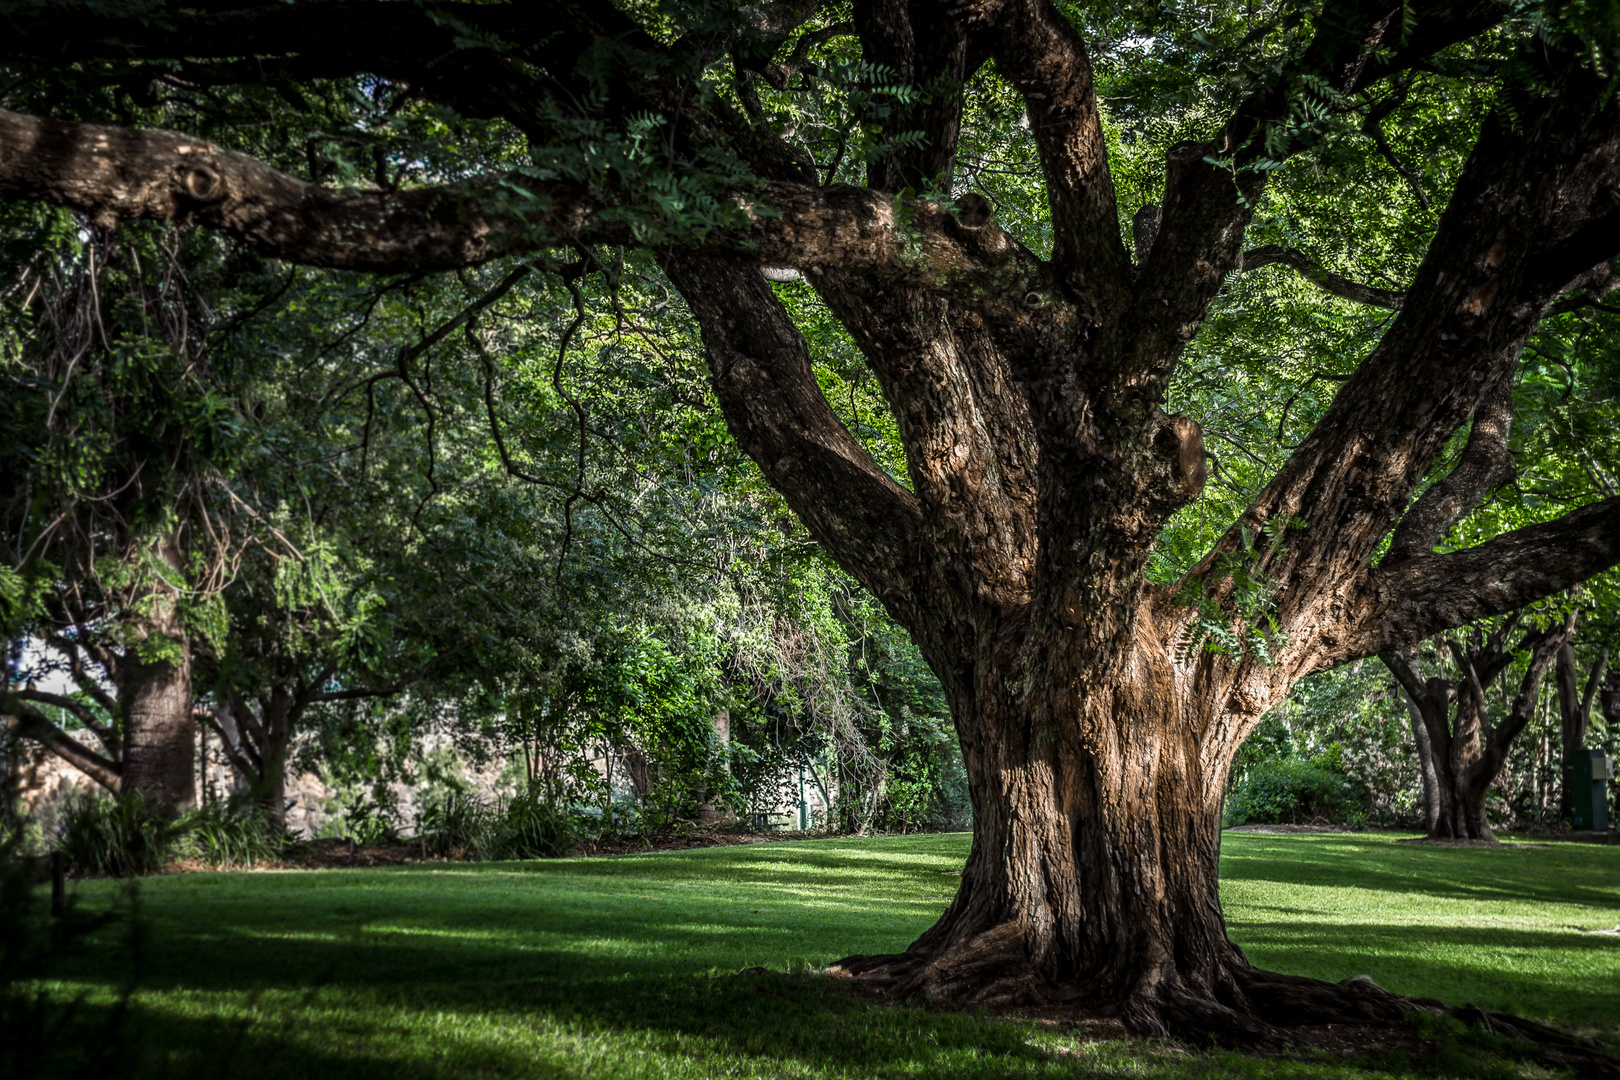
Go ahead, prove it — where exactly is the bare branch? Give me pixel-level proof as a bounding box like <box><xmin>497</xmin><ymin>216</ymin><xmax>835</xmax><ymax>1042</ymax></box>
<box><xmin>1363</xmin><ymin>110</ymin><xmax>1432</xmax><ymax>213</ymax></box>
<box><xmin>200</xmin><ymin>705</ymin><xmax>265</xmax><ymax>782</ymax></box>
<box><xmin>1239</xmin><ymin>246</ymin><xmax>1404</xmax><ymax>309</ymax></box>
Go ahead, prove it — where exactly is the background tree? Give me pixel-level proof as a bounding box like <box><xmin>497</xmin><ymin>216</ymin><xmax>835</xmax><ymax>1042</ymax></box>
<box><xmin>0</xmin><ymin>218</ymin><xmax>255</xmax><ymax>813</ymax></box>
<box><xmin>1380</xmin><ymin>607</ymin><xmax>1574</xmax><ymax>841</ymax></box>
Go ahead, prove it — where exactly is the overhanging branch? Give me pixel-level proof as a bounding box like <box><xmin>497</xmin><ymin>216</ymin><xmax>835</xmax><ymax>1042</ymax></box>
<box><xmin>0</xmin><ymin>108</ymin><xmax>1038</xmax><ymax>285</ymax></box>
<box><xmin>4</xmin><ymin>699</ymin><xmax>123</xmax><ymax>793</ymax></box>
<box><xmin>1350</xmin><ymin>496</ymin><xmax>1620</xmax><ymax>659</ymax></box>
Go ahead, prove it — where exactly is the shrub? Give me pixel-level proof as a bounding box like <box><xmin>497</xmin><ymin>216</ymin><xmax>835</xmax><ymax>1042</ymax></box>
<box><xmin>1223</xmin><ymin>755</ymin><xmax>1358</xmax><ymax>828</ymax></box>
<box><xmin>52</xmin><ymin>789</ymin><xmax>180</xmax><ymax>878</ymax></box>
<box><xmin>416</xmin><ymin>789</ymin><xmax>497</xmax><ymax>860</ymax></box>
<box><xmin>416</xmin><ymin>786</ymin><xmax>579</xmax><ymax>861</ymax></box>
<box><xmin>491</xmin><ymin>786</ymin><xmax>577</xmax><ymax>859</ymax></box>
<box><xmin>318</xmin><ymin>787</ymin><xmax>402</xmax><ymax>846</ymax></box>
<box><xmin>175</xmin><ymin>801</ymin><xmax>286</xmax><ymax>868</ymax></box>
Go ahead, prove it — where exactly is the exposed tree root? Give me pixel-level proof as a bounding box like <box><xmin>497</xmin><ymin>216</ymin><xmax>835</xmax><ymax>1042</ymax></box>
<box><xmin>829</xmin><ymin>949</ymin><xmax>1620</xmax><ymax>1077</ymax></box>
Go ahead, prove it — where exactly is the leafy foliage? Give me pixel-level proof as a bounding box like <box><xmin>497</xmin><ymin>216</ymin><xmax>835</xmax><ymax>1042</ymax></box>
<box><xmin>1222</xmin><ymin>751</ymin><xmax>1359</xmax><ymax>828</ymax></box>
<box><xmin>51</xmin><ymin>789</ymin><xmax>179</xmax><ymax>878</ymax></box>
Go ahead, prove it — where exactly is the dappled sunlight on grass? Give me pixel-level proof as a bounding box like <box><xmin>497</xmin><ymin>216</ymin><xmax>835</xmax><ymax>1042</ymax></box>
<box><xmin>25</xmin><ymin>832</ymin><xmax>1619</xmax><ymax>1079</ymax></box>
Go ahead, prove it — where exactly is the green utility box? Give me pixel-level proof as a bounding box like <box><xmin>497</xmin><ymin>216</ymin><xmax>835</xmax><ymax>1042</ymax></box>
<box><xmin>1571</xmin><ymin>749</ymin><xmax>1614</xmax><ymax>832</ymax></box>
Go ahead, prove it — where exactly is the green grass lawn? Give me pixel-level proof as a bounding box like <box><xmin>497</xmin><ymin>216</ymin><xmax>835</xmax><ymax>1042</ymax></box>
<box><xmin>14</xmin><ymin>832</ymin><xmax>1620</xmax><ymax>1080</ymax></box>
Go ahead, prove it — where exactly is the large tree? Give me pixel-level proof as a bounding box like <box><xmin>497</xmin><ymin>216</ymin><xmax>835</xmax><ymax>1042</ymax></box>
<box><xmin>2</xmin><ymin>0</ymin><xmax>1619</xmax><ymax>1044</ymax></box>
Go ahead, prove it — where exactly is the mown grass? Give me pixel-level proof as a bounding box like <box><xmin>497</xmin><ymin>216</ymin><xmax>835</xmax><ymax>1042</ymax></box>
<box><xmin>15</xmin><ymin>832</ymin><xmax>1620</xmax><ymax>1080</ymax></box>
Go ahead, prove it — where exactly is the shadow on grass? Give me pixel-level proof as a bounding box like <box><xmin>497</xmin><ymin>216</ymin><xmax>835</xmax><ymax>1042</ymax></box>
<box><xmin>1233</xmin><ymin>922</ymin><xmax>1620</xmax><ymax>1020</ymax></box>
<box><xmin>1220</xmin><ymin>834</ymin><xmax>1620</xmax><ymax>911</ymax></box>
<box><xmin>28</xmin><ymin>836</ymin><xmax>1617</xmax><ymax>1080</ymax></box>
<box><xmin>37</xmin><ymin>918</ymin><xmax>1617</xmax><ymax>1077</ymax></box>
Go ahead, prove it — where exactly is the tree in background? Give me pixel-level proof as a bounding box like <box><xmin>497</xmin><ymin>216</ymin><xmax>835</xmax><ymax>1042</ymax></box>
<box><xmin>1380</xmin><ymin>608</ymin><xmax>1574</xmax><ymax>841</ymax></box>
<box><xmin>0</xmin><ymin>221</ymin><xmax>256</xmax><ymax>812</ymax></box>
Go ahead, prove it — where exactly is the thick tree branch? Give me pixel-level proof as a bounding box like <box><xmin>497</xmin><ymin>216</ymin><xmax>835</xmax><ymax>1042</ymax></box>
<box><xmin>4</xmin><ymin>698</ymin><xmax>122</xmax><ymax>793</ymax></box>
<box><xmin>1</xmin><ymin>1</ymin><xmax>639</xmax><ymax>131</ymax></box>
<box><xmin>0</xmin><ymin>107</ymin><xmax>589</xmax><ymax>271</ymax></box>
<box><xmin>1378</xmin><ymin>647</ymin><xmax>1428</xmax><ymax>704</ymax></box>
<box><xmin>663</xmin><ymin>253</ymin><xmax>934</xmax><ymax>629</ymax></box>
<box><xmin>808</xmin><ymin>272</ymin><xmax>1039</xmax><ymax>604</ymax></box>
<box><xmin>852</xmin><ymin>0</ymin><xmax>975</xmax><ymax>194</ymax></box>
<box><xmin>1124</xmin><ymin>0</ymin><xmax>1495</xmax><ymax>389</ymax></box>
<box><xmin>1384</xmin><ymin>375</ymin><xmax>1515</xmax><ymax>562</ymax></box>
<box><xmin>1239</xmin><ymin>246</ymin><xmax>1404</xmax><ymax>309</ymax></box>
<box><xmin>988</xmin><ymin>0</ymin><xmax>1129</xmax><ymax>303</ymax></box>
<box><xmin>1347</xmin><ymin>497</ymin><xmax>1620</xmax><ymax>660</ymax></box>
<box><xmin>1234</xmin><ymin>50</ymin><xmax>1620</xmax><ymax>666</ymax></box>
<box><xmin>0</xmin><ymin>107</ymin><xmax>1047</xmax><ymax>286</ymax></box>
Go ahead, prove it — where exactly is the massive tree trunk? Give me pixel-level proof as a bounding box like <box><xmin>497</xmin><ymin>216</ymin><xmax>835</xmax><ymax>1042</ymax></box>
<box><xmin>116</xmin><ymin>536</ymin><xmax>196</xmax><ymax>813</ymax></box>
<box><xmin>4</xmin><ymin>0</ymin><xmax>1620</xmax><ymax>1050</ymax></box>
<box><xmin>839</xmin><ymin>606</ymin><xmax>1254</xmax><ymax>1033</ymax></box>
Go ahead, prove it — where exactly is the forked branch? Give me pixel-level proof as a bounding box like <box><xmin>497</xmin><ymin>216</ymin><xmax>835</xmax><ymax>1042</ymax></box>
<box><xmin>663</xmin><ymin>253</ymin><xmax>933</xmax><ymax>626</ymax></box>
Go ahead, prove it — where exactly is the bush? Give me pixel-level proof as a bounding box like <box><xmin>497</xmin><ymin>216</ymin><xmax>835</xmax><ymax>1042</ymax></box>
<box><xmin>175</xmin><ymin>801</ymin><xmax>286</xmax><ymax>868</ymax></box>
<box><xmin>493</xmin><ymin>786</ymin><xmax>577</xmax><ymax>859</ymax></box>
<box><xmin>52</xmin><ymin>789</ymin><xmax>180</xmax><ymax>878</ymax></box>
<box><xmin>416</xmin><ymin>789</ymin><xmax>497</xmax><ymax>860</ymax></box>
<box><xmin>1223</xmin><ymin>755</ymin><xmax>1359</xmax><ymax>828</ymax></box>
<box><xmin>416</xmin><ymin>786</ymin><xmax>578</xmax><ymax>861</ymax></box>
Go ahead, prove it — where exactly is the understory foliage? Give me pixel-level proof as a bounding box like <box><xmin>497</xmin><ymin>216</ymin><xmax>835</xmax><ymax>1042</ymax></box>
<box><xmin>2</xmin><ymin>214</ymin><xmax>968</xmax><ymax>845</ymax></box>
<box><xmin>33</xmin><ymin>789</ymin><xmax>287</xmax><ymax>876</ymax></box>
<box><xmin>1223</xmin><ymin>742</ymin><xmax>1359</xmax><ymax>828</ymax></box>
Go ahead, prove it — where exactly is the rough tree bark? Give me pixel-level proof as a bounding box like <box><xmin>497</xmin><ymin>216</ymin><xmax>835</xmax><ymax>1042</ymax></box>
<box><xmin>2</xmin><ymin>0</ymin><xmax>1620</xmax><ymax>1049</ymax></box>
<box><xmin>115</xmin><ymin>535</ymin><xmax>197</xmax><ymax>812</ymax></box>
<box><xmin>1382</xmin><ymin>614</ymin><xmax>1575</xmax><ymax>842</ymax></box>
